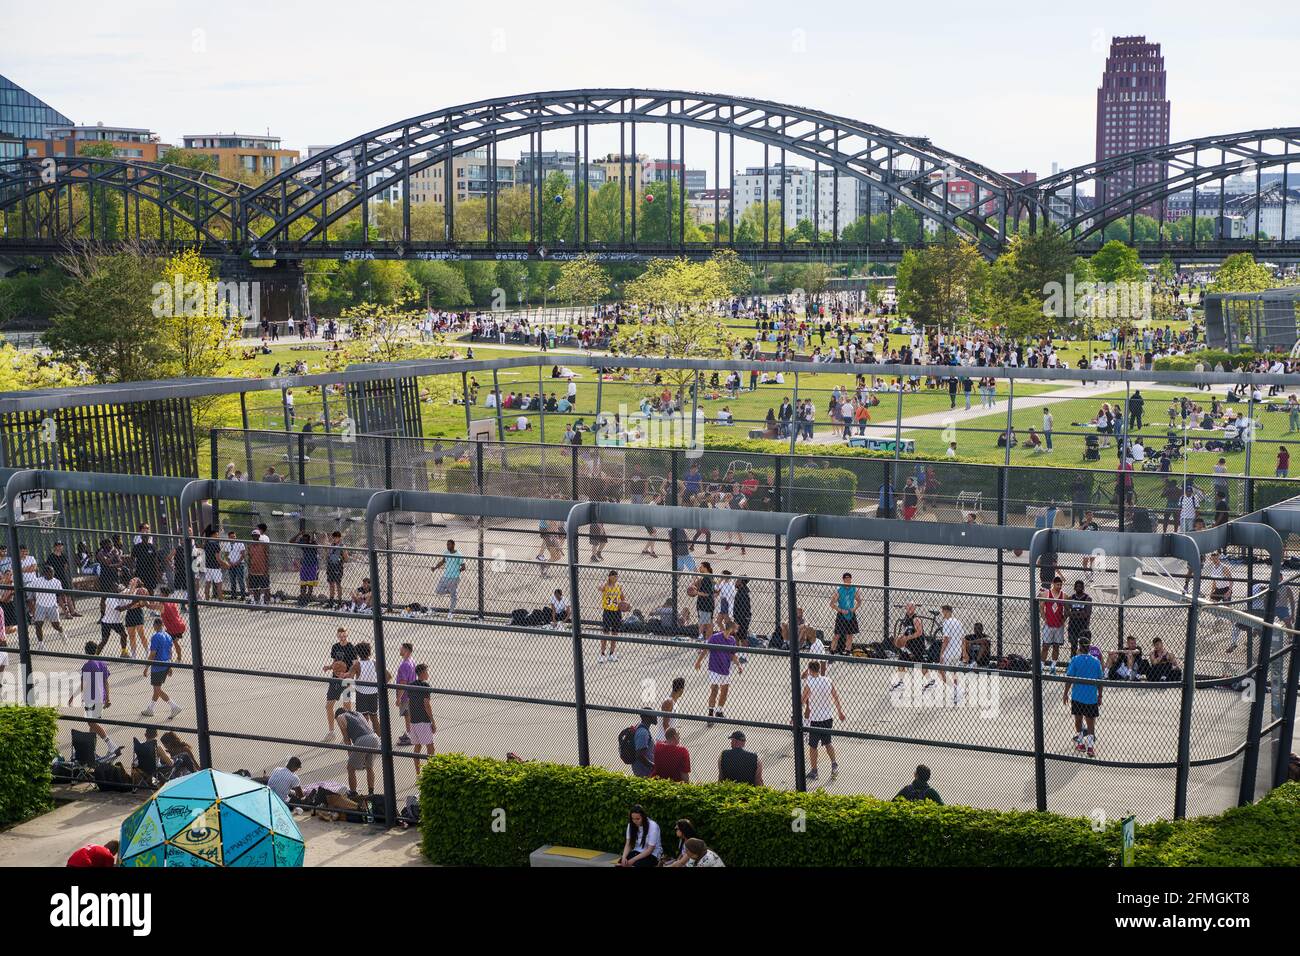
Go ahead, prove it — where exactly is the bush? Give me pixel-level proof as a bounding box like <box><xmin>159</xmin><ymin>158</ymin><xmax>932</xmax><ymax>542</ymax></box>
<box><xmin>419</xmin><ymin>756</ymin><xmax>1300</xmax><ymax>867</ymax></box>
<box><xmin>1153</xmin><ymin>349</ymin><xmax>1258</xmax><ymax>371</ymax></box>
<box><xmin>419</xmin><ymin>754</ymin><xmax>1112</xmax><ymax>867</ymax></box>
<box><xmin>0</xmin><ymin>707</ymin><xmax>58</xmax><ymax>827</ymax></box>
<box><xmin>1133</xmin><ymin>782</ymin><xmax>1300</xmax><ymax>866</ymax></box>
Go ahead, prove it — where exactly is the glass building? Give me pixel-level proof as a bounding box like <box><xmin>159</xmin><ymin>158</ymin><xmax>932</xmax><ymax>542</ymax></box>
<box><xmin>0</xmin><ymin>73</ymin><xmax>74</xmax><ymax>160</ymax></box>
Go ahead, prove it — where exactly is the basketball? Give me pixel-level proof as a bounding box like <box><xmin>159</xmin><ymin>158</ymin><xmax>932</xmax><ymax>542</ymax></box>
<box><xmin>331</xmin><ymin>660</ymin><xmax>348</xmax><ymax>678</ymax></box>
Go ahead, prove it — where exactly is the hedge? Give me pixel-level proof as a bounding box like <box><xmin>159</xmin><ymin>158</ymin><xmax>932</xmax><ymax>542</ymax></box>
<box><xmin>419</xmin><ymin>754</ymin><xmax>1300</xmax><ymax>867</ymax></box>
<box><xmin>0</xmin><ymin>707</ymin><xmax>58</xmax><ymax>827</ymax></box>
<box><xmin>419</xmin><ymin>754</ymin><xmax>1112</xmax><ymax>866</ymax></box>
<box><xmin>1153</xmin><ymin>349</ymin><xmax>1259</xmax><ymax>371</ymax></box>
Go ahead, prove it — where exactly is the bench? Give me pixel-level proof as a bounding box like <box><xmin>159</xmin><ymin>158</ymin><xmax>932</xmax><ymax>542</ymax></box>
<box><xmin>529</xmin><ymin>844</ymin><xmax>620</xmax><ymax>868</ymax></box>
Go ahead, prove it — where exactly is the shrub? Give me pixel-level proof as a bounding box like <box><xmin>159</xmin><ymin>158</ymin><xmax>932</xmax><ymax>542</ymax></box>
<box><xmin>1153</xmin><ymin>349</ymin><xmax>1258</xmax><ymax>372</ymax></box>
<box><xmin>419</xmin><ymin>754</ymin><xmax>1112</xmax><ymax>867</ymax></box>
<box><xmin>0</xmin><ymin>707</ymin><xmax>58</xmax><ymax>827</ymax></box>
<box><xmin>419</xmin><ymin>756</ymin><xmax>1300</xmax><ymax>867</ymax></box>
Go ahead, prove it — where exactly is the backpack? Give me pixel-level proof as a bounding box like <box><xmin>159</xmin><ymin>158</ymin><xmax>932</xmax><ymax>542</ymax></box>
<box><xmin>617</xmin><ymin>725</ymin><xmax>639</xmax><ymax>765</ymax></box>
<box><xmin>510</xmin><ymin>608</ymin><xmax>529</xmax><ymax>627</ymax></box>
<box><xmin>94</xmin><ymin>761</ymin><xmax>134</xmax><ymax>793</ymax></box>
<box><xmin>399</xmin><ymin>796</ymin><xmax>420</xmax><ymax>827</ymax></box>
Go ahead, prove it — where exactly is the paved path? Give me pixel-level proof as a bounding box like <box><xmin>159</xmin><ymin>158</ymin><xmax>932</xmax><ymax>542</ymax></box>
<box><xmin>806</xmin><ymin>381</ymin><xmax>1195</xmax><ymax>446</ymax></box>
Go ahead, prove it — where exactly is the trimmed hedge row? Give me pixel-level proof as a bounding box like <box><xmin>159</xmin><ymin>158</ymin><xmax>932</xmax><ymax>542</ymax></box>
<box><xmin>418</xmin><ymin>754</ymin><xmax>1112</xmax><ymax>867</ymax></box>
<box><xmin>419</xmin><ymin>754</ymin><xmax>1300</xmax><ymax>867</ymax></box>
<box><xmin>0</xmin><ymin>707</ymin><xmax>58</xmax><ymax>827</ymax></box>
<box><xmin>1153</xmin><ymin>349</ymin><xmax>1259</xmax><ymax>371</ymax></box>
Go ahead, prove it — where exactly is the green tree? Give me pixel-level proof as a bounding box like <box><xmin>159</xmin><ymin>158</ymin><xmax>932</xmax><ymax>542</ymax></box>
<box><xmin>45</xmin><ymin>243</ymin><xmax>167</xmax><ymax>382</ymax></box>
<box><xmin>1211</xmin><ymin>252</ymin><xmax>1274</xmax><ymax>293</ymax></box>
<box><xmin>1088</xmin><ymin>240</ymin><xmax>1145</xmax><ymax>284</ymax></box>
<box><xmin>406</xmin><ymin>260</ymin><xmax>472</xmax><ymax>308</ymax></box>
<box><xmin>554</xmin><ymin>255</ymin><xmax>610</xmax><ymax>306</ymax></box>
<box><xmin>895</xmin><ymin>235</ymin><xmax>985</xmax><ymax>329</ymax></box>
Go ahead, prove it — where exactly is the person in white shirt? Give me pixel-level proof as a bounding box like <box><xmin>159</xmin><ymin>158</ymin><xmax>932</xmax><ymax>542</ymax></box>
<box><xmin>548</xmin><ymin>589</ymin><xmax>570</xmax><ymax>629</ymax></box>
<box><xmin>267</xmin><ymin>757</ymin><xmax>304</xmax><ymax>804</ymax></box>
<box><xmin>802</xmin><ymin>660</ymin><xmax>846</xmax><ymax>782</ymax></box>
<box><xmin>618</xmin><ymin>806</ymin><xmax>662</xmax><ymax>867</ymax></box>
<box><xmin>937</xmin><ymin>605</ymin><xmax>967</xmax><ymax>702</ymax></box>
<box><xmin>96</xmin><ymin>590</ymin><xmax>133</xmax><ymax>655</ymax></box>
<box><xmin>29</xmin><ymin>564</ymin><xmax>64</xmax><ymax>643</ymax></box>
<box><xmin>682</xmin><ymin>838</ymin><xmax>725</xmax><ymax>867</ymax></box>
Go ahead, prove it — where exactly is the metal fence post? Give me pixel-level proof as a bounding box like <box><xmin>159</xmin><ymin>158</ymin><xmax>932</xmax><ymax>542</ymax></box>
<box><xmin>3</xmin><ymin>473</ymin><xmax>36</xmax><ymax>706</ymax></box>
<box><xmin>1235</xmin><ymin>522</ymin><xmax>1283</xmax><ymax>805</ymax></box>
<box><xmin>784</xmin><ymin>515</ymin><xmax>810</xmax><ymax>791</ymax></box>
<box><xmin>179</xmin><ymin>488</ymin><xmax>213</xmax><ymax>769</ymax></box>
<box><xmin>1027</xmin><ymin>526</ymin><xmax>1050</xmax><ymax>812</ymax></box>
<box><xmin>565</xmin><ymin>501</ymin><xmax>593</xmax><ymax>766</ymax></box>
<box><xmin>1174</xmin><ymin>535</ymin><xmax>1204</xmax><ymax>819</ymax></box>
<box><xmin>476</xmin><ymin>446</ymin><xmax>485</xmax><ymax>620</ymax></box>
<box><xmin>364</xmin><ymin>491</ymin><xmax>401</xmax><ymax>827</ymax></box>
<box><xmin>209</xmin><ymin>428</ymin><xmax>221</xmax><ymax>530</ymax></box>
<box><xmin>492</xmin><ymin>369</ymin><xmax>505</xmax><ymax>441</ymax></box>
<box><xmin>297</xmin><ymin>430</ymin><xmax>307</xmax><ymax>486</ymax></box>
<box><xmin>996</xmin><ymin>464</ymin><xmax>1006</xmax><ymax>658</ymax></box>
<box><xmin>239</xmin><ymin>393</ymin><xmax>254</xmax><ymax>478</ymax></box>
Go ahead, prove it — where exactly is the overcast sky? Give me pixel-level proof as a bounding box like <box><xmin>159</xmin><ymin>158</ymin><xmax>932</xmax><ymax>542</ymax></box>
<box><xmin>4</xmin><ymin>0</ymin><xmax>1296</xmax><ymax>179</ymax></box>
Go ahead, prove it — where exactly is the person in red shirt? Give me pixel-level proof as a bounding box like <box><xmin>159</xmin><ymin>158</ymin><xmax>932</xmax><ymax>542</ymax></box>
<box><xmin>1278</xmin><ymin>446</ymin><xmax>1290</xmax><ymax>479</ymax></box>
<box><xmin>651</xmin><ymin>727</ymin><xmax>692</xmax><ymax>783</ymax></box>
<box><xmin>67</xmin><ymin>840</ymin><xmax>118</xmax><ymax>867</ymax></box>
<box><xmin>1039</xmin><ymin>575</ymin><xmax>1068</xmax><ymax>675</ymax></box>
<box><xmin>159</xmin><ymin>596</ymin><xmax>187</xmax><ymax>664</ymax></box>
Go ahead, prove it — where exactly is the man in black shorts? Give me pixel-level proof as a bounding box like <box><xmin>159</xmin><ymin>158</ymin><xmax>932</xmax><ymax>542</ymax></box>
<box><xmin>830</xmin><ymin>572</ymin><xmax>860</xmax><ymax>656</ymax></box>
<box><xmin>323</xmin><ymin>627</ymin><xmax>356</xmax><ymax>739</ymax></box>
<box><xmin>890</xmin><ymin>601</ymin><xmax>932</xmax><ymax>693</ymax></box>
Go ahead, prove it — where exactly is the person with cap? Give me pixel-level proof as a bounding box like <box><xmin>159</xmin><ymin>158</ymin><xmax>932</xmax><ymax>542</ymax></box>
<box><xmin>718</xmin><ymin>730</ymin><xmax>763</xmax><ymax>786</ymax></box>
<box><xmin>67</xmin><ymin>840</ymin><xmax>119</xmax><ymax>867</ymax></box>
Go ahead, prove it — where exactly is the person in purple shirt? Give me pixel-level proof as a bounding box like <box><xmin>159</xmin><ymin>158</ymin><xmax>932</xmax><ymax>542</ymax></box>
<box><xmin>394</xmin><ymin>642</ymin><xmax>417</xmax><ymax>745</ymax></box>
<box><xmin>695</xmin><ymin>616</ymin><xmax>742</xmax><ymax>728</ymax></box>
<box><xmin>70</xmin><ymin>641</ymin><xmax>118</xmax><ymax>755</ymax></box>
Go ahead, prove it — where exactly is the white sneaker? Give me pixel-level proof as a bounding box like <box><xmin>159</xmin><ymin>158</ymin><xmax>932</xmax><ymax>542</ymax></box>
<box><xmin>168</xmin><ymin>704</ymin><xmax>183</xmax><ymax>719</ymax></box>
<box><xmin>609</xmin><ymin>653</ymin><xmax>619</xmax><ymax>662</ymax></box>
<box><xmin>140</xmin><ymin>708</ymin><xmax>155</xmax><ymax>717</ymax></box>
<box><xmin>597</xmin><ymin>654</ymin><xmax>607</xmax><ymax>663</ymax></box>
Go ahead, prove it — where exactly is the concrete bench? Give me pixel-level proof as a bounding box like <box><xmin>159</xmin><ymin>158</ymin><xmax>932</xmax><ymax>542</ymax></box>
<box><xmin>529</xmin><ymin>844</ymin><xmax>620</xmax><ymax>868</ymax></box>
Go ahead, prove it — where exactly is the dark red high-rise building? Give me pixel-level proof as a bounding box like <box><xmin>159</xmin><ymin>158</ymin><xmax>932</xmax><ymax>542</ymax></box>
<box><xmin>1096</xmin><ymin>36</ymin><xmax>1171</xmax><ymax>212</ymax></box>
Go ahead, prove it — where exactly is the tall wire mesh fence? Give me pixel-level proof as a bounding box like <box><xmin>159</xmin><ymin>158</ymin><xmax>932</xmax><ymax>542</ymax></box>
<box><xmin>5</xmin><ymin>476</ymin><xmax>1296</xmax><ymax>827</ymax></box>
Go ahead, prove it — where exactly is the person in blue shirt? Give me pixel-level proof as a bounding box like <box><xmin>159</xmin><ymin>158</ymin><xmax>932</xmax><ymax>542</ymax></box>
<box><xmin>431</xmin><ymin>540</ymin><xmax>464</xmax><ymax>619</ymax></box>
<box><xmin>830</xmin><ymin>573</ymin><xmax>860</xmax><ymax>657</ymax></box>
<box><xmin>141</xmin><ymin>617</ymin><xmax>182</xmax><ymax>720</ymax></box>
<box><xmin>1062</xmin><ymin>643</ymin><xmax>1104</xmax><ymax>758</ymax></box>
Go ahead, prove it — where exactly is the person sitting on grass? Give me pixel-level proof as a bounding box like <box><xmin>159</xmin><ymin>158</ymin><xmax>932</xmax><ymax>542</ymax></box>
<box><xmin>1025</xmin><ymin>427</ymin><xmax>1044</xmax><ymax>453</ymax></box>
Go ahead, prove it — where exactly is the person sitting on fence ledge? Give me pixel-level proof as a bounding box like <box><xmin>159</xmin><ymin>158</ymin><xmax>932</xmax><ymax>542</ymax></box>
<box><xmin>895</xmin><ymin>765</ymin><xmax>943</xmax><ymax>804</ymax></box>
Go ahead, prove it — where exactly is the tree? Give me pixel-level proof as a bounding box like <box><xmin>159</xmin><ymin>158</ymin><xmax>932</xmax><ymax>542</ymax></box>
<box><xmin>406</xmin><ymin>260</ymin><xmax>472</xmax><ymax>308</ymax></box>
<box><xmin>1211</xmin><ymin>253</ymin><xmax>1274</xmax><ymax>293</ymax></box>
<box><xmin>895</xmin><ymin>235</ymin><xmax>985</xmax><ymax>329</ymax></box>
<box><xmin>45</xmin><ymin>242</ymin><xmax>168</xmax><ymax>382</ymax></box>
<box><xmin>554</xmin><ymin>255</ymin><xmax>610</xmax><ymax>306</ymax></box>
<box><xmin>154</xmin><ymin>249</ymin><xmax>238</xmax><ymax>429</ymax></box>
<box><xmin>1088</xmin><ymin>240</ymin><xmax>1145</xmax><ymax>284</ymax></box>
<box><xmin>613</xmin><ymin>254</ymin><xmax>739</xmax><ymax>402</ymax></box>
<box><xmin>734</xmin><ymin>201</ymin><xmax>783</xmax><ymax>244</ymax></box>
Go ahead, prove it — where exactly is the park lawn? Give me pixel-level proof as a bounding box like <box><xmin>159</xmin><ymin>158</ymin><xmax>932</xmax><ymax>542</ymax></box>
<box><xmin>903</xmin><ymin>386</ymin><xmax>1298</xmax><ymax>478</ymax></box>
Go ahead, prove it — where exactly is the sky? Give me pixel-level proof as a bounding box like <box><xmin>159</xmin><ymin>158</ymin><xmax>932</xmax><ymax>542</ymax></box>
<box><xmin>3</xmin><ymin>0</ymin><xmax>1297</xmax><ymax>180</ymax></box>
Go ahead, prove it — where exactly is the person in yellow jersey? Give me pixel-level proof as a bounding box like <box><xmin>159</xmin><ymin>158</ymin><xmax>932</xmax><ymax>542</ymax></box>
<box><xmin>599</xmin><ymin>570</ymin><xmax>625</xmax><ymax>663</ymax></box>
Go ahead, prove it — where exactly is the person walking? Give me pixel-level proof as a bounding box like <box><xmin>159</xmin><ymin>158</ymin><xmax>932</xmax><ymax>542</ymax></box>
<box><xmin>141</xmin><ymin>617</ymin><xmax>182</xmax><ymax>720</ymax></box>
<box><xmin>696</xmin><ymin>616</ymin><xmax>741</xmax><ymax>727</ymax></box>
<box><xmin>801</xmin><ymin>660</ymin><xmax>845</xmax><ymax>783</ymax></box>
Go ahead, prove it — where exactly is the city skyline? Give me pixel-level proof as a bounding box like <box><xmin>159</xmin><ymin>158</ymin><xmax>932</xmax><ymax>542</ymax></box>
<box><xmin>3</xmin><ymin>1</ymin><xmax>1297</xmax><ymax>179</ymax></box>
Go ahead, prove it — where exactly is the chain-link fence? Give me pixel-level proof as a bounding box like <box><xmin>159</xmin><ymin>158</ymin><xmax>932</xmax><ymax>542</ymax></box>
<box><xmin>5</xmin><ymin>469</ymin><xmax>1296</xmax><ymax>828</ymax></box>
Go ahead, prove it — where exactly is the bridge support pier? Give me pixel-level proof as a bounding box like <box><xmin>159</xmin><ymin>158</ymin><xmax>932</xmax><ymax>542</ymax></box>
<box><xmin>217</xmin><ymin>258</ymin><xmax>310</xmax><ymax>332</ymax></box>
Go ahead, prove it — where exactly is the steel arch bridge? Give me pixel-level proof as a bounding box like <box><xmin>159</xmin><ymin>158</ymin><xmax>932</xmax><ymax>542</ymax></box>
<box><xmin>0</xmin><ymin>90</ymin><xmax>1297</xmax><ymax>264</ymax></box>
